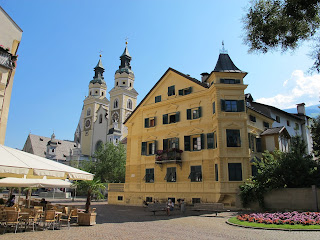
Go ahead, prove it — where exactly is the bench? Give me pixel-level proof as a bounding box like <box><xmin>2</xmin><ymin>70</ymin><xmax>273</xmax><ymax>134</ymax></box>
<box><xmin>147</xmin><ymin>203</ymin><xmax>167</xmax><ymax>215</ymax></box>
<box><xmin>191</xmin><ymin>203</ymin><xmax>227</xmax><ymax>216</ymax></box>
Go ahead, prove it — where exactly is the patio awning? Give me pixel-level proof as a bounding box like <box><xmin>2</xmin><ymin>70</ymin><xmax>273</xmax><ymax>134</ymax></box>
<box><xmin>0</xmin><ymin>144</ymin><xmax>93</xmax><ymax>180</ymax></box>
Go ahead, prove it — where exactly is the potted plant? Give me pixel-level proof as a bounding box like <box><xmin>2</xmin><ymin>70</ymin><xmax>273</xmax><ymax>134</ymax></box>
<box><xmin>74</xmin><ymin>180</ymin><xmax>106</xmax><ymax>226</ymax></box>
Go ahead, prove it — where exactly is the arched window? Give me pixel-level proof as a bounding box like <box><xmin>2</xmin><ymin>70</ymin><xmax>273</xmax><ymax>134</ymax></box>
<box><xmin>99</xmin><ymin>114</ymin><xmax>103</xmax><ymax>124</ymax></box>
<box><xmin>127</xmin><ymin>99</ymin><xmax>132</xmax><ymax>109</ymax></box>
<box><xmin>87</xmin><ymin>108</ymin><xmax>91</xmax><ymax>116</ymax></box>
<box><xmin>95</xmin><ymin>140</ymin><xmax>103</xmax><ymax>151</ymax></box>
<box><xmin>114</xmin><ymin>99</ymin><xmax>118</xmax><ymax>109</ymax></box>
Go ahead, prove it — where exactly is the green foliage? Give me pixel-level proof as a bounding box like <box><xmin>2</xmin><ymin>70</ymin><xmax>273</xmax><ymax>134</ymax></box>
<box><xmin>91</xmin><ymin>142</ymin><xmax>126</xmax><ymax>183</ymax></box>
<box><xmin>240</xmin><ymin>136</ymin><xmax>320</xmax><ymax>208</ymax></box>
<box><xmin>311</xmin><ymin>113</ymin><xmax>320</xmax><ymax>158</ymax></box>
<box><xmin>243</xmin><ymin>0</ymin><xmax>320</xmax><ymax>71</ymax></box>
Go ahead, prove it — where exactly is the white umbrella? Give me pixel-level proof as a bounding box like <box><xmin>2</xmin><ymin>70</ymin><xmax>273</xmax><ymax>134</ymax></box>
<box><xmin>0</xmin><ymin>177</ymin><xmax>73</xmax><ymax>188</ymax></box>
<box><xmin>0</xmin><ymin>144</ymin><xmax>93</xmax><ymax>180</ymax></box>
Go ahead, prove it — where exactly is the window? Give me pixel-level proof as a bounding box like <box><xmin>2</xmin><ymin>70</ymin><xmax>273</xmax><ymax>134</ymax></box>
<box><xmin>99</xmin><ymin>114</ymin><xmax>103</xmax><ymax>124</ymax></box>
<box><xmin>207</xmin><ymin>132</ymin><xmax>217</xmax><ymax>149</ymax></box>
<box><xmin>163</xmin><ymin>112</ymin><xmax>180</xmax><ymax>124</ymax></box>
<box><xmin>52</xmin><ymin>149</ymin><xmax>55</xmax><ymax>153</ymax></box>
<box><xmin>130</xmin><ymin>82</ymin><xmax>132</xmax><ymax>87</ymax></box>
<box><xmin>221</xmin><ymin>100</ymin><xmax>244</xmax><ymax>112</ymax></box>
<box><xmin>163</xmin><ymin>138</ymin><xmax>179</xmax><ymax>150</ymax></box>
<box><xmin>215</xmin><ymin>164</ymin><xmax>218</xmax><ymax>181</ymax></box>
<box><xmin>144</xmin><ymin>117</ymin><xmax>156</xmax><ymax>128</ymax></box>
<box><xmin>116</xmin><ymin>82</ymin><xmax>118</xmax><ymax>86</ymax></box>
<box><xmin>295</xmin><ymin>123</ymin><xmax>299</xmax><ymax>130</ymax></box>
<box><xmin>251</xmin><ymin>165</ymin><xmax>258</xmax><ymax>177</ymax></box>
<box><xmin>256</xmin><ymin>138</ymin><xmax>262</xmax><ymax>152</ymax></box>
<box><xmin>220</xmin><ymin>78</ymin><xmax>240</xmax><ymax>84</ymax></box>
<box><xmin>102</xmin><ymin>92</ymin><xmax>104</xmax><ymax>96</ymax></box>
<box><xmin>248</xmin><ymin>133</ymin><xmax>255</xmax><ymax>151</ymax></box>
<box><xmin>155</xmin><ymin>95</ymin><xmax>161</xmax><ymax>103</ymax></box>
<box><xmin>192</xmin><ymin>198</ymin><xmax>201</xmax><ymax>204</ymax></box>
<box><xmin>168</xmin><ymin>85</ymin><xmax>175</xmax><ymax>96</ymax></box>
<box><xmin>127</xmin><ymin>99</ymin><xmax>132</xmax><ymax>109</ymax></box>
<box><xmin>95</xmin><ymin>91</ymin><xmax>98</xmax><ymax>94</ymax></box>
<box><xmin>213</xmin><ymin>102</ymin><xmax>216</xmax><ymax>114</ymax></box>
<box><xmin>276</xmin><ymin>116</ymin><xmax>280</xmax><ymax>123</ymax></box>
<box><xmin>188</xmin><ymin>166</ymin><xmax>202</xmax><ymax>182</ymax></box>
<box><xmin>165</xmin><ymin>167</ymin><xmax>176</xmax><ymax>182</ymax></box>
<box><xmin>178</xmin><ymin>87</ymin><xmax>192</xmax><ymax>96</ymax></box>
<box><xmin>145</xmin><ymin>168</ymin><xmax>154</xmax><ymax>183</ymax></box>
<box><xmin>184</xmin><ymin>134</ymin><xmax>205</xmax><ymax>151</ymax></box>
<box><xmin>287</xmin><ymin>120</ymin><xmax>290</xmax><ymax>126</ymax></box>
<box><xmin>89</xmin><ymin>91</ymin><xmax>92</xmax><ymax>95</ymax></box>
<box><xmin>263</xmin><ymin>121</ymin><xmax>269</xmax><ymax>128</ymax></box>
<box><xmin>118</xmin><ymin>196</ymin><xmax>123</xmax><ymax>201</ymax></box>
<box><xmin>87</xmin><ymin>108</ymin><xmax>91</xmax><ymax>116</ymax></box>
<box><xmin>228</xmin><ymin>163</ymin><xmax>242</xmax><ymax>181</ymax></box>
<box><xmin>141</xmin><ymin>141</ymin><xmax>157</xmax><ymax>155</ymax></box>
<box><xmin>122</xmin><ymin>81</ymin><xmax>125</xmax><ymax>84</ymax></box>
<box><xmin>226</xmin><ymin>129</ymin><xmax>241</xmax><ymax>147</ymax></box>
<box><xmin>187</xmin><ymin>107</ymin><xmax>202</xmax><ymax>120</ymax></box>
<box><xmin>114</xmin><ymin>99</ymin><xmax>118</xmax><ymax>109</ymax></box>
<box><xmin>146</xmin><ymin>197</ymin><xmax>153</xmax><ymax>202</ymax></box>
<box><xmin>249</xmin><ymin>115</ymin><xmax>256</xmax><ymax>122</ymax></box>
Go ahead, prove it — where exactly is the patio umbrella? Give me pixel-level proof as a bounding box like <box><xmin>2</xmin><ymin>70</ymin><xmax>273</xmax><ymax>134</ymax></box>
<box><xmin>0</xmin><ymin>144</ymin><xmax>93</xmax><ymax>180</ymax></box>
<box><xmin>0</xmin><ymin>177</ymin><xmax>73</xmax><ymax>188</ymax></box>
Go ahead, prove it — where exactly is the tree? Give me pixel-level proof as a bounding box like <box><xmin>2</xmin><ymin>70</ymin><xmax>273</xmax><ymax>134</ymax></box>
<box><xmin>239</xmin><ymin>135</ymin><xmax>320</xmax><ymax>208</ymax></box>
<box><xmin>311</xmin><ymin>113</ymin><xmax>320</xmax><ymax>157</ymax></box>
<box><xmin>243</xmin><ymin>0</ymin><xmax>320</xmax><ymax>71</ymax></box>
<box><xmin>91</xmin><ymin>142</ymin><xmax>126</xmax><ymax>183</ymax></box>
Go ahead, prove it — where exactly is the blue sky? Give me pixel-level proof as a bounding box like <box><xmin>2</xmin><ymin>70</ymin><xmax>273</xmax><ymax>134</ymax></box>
<box><xmin>2</xmin><ymin>0</ymin><xmax>320</xmax><ymax>149</ymax></box>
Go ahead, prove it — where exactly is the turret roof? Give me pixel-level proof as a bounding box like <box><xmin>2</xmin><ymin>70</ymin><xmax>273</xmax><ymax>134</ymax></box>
<box><xmin>213</xmin><ymin>53</ymin><xmax>245</xmax><ymax>73</ymax></box>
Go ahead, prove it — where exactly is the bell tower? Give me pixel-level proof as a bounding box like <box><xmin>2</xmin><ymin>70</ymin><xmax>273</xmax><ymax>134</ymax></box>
<box><xmin>109</xmin><ymin>42</ymin><xmax>138</xmax><ymax>142</ymax></box>
<box><xmin>81</xmin><ymin>56</ymin><xmax>109</xmax><ymax>156</ymax></box>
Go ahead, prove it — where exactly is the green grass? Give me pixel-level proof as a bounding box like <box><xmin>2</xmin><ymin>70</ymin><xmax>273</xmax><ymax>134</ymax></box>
<box><xmin>228</xmin><ymin>217</ymin><xmax>320</xmax><ymax>230</ymax></box>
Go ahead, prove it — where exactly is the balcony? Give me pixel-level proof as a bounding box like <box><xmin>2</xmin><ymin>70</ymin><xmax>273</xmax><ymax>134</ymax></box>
<box><xmin>155</xmin><ymin>148</ymin><xmax>183</xmax><ymax>165</ymax></box>
<box><xmin>0</xmin><ymin>46</ymin><xmax>17</xmax><ymax>70</ymax></box>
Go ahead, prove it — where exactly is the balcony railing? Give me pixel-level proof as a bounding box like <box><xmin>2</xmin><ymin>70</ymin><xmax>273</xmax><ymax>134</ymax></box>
<box><xmin>0</xmin><ymin>46</ymin><xmax>16</xmax><ymax>70</ymax></box>
<box><xmin>155</xmin><ymin>148</ymin><xmax>183</xmax><ymax>164</ymax></box>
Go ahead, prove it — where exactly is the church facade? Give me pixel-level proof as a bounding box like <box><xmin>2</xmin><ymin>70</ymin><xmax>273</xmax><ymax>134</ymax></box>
<box><xmin>70</xmin><ymin>44</ymin><xmax>138</xmax><ymax>162</ymax></box>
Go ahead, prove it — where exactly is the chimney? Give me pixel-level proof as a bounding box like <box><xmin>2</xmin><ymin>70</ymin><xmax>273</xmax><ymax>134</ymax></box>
<box><xmin>297</xmin><ymin>103</ymin><xmax>306</xmax><ymax>115</ymax></box>
<box><xmin>200</xmin><ymin>72</ymin><xmax>209</xmax><ymax>83</ymax></box>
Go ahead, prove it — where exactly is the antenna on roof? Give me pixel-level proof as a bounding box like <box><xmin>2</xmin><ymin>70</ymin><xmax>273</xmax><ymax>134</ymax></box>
<box><xmin>220</xmin><ymin>40</ymin><xmax>228</xmax><ymax>54</ymax></box>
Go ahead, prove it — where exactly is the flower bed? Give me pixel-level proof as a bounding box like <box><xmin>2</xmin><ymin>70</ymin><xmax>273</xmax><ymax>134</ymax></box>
<box><xmin>237</xmin><ymin>212</ymin><xmax>320</xmax><ymax>225</ymax></box>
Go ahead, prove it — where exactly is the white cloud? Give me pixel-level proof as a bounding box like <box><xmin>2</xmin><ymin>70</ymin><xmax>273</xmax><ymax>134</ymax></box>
<box><xmin>256</xmin><ymin>70</ymin><xmax>320</xmax><ymax>109</ymax></box>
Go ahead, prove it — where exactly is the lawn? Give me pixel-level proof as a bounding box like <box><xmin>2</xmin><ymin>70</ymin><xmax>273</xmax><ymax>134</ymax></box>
<box><xmin>228</xmin><ymin>217</ymin><xmax>320</xmax><ymax>230</ymax></box>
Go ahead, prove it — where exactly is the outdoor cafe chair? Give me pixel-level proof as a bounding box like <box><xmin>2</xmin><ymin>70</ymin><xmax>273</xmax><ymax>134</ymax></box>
<box><xmin>59</xmin><ymin>210</ymin><xmax>72</xmax><ymax>229</ymax></box>
<box><xmin>3</xmin><ymin>211</ymin><xmax>21</xmax><ymax>234</ymax></box>
<box><xmin>43</xmin><ymin>210</ymin><xmax>57</xmax><ymax>230</ymax></box>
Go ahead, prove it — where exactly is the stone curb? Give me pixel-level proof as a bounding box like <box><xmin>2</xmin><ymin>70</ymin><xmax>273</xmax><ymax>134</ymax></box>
<box><xmin>226</xmin><ymin>219</ymin><xmax>320</xmax><ymax>231</ymax></box>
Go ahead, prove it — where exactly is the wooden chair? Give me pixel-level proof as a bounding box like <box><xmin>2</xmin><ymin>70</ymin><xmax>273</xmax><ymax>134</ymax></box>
<box><xmin>43</xmin><ymin>210</ymin><xmax>57</xmax><ymax>230</ymax></box>
<box><xmin>3</xmin><ymin>211</ymin><xmax>20</xmax><ymax>234</ymax></box>
<box><xmin>70</xmin><ymin>208</ymin><xmax>78</xmax><ymax>223</ymax></box>
<box><xmin>59</xmin><ymin>211</ymin><xmax>72</xmax><ymax>229</ymax></box>
<box><xmin>29</xmin><ymin>211</ymin><xmax>41</xmax><ymax>231</ymax></box>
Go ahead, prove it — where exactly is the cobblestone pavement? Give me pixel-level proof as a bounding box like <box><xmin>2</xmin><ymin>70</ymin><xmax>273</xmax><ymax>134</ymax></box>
<box><xmin>1</xmin><ymin>199</ymin><xmax>320</xmax><ymax>240</ymax></box>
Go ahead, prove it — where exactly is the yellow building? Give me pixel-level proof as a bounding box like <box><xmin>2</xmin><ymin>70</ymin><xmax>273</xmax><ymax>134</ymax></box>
<box><xmin>108</xmin><ymin>50</ymin><xmax>275</xmax><ymax>207</ymax></box>
<box><xmin>0</xmin><ymin>6</ymin><xmax>22</xmax><ymax>145</ymax></box>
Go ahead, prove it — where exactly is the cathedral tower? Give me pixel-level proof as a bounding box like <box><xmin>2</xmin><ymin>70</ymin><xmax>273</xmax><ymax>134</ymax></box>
<box><xmin>80</xmin><ymin>56</ymin><xmax>110</xmax><ymax>156</ymax></box>
<box><xmin>108</xmin><ymin>43</ymin><xmax>138</xmax><ymax>143</ymax></box>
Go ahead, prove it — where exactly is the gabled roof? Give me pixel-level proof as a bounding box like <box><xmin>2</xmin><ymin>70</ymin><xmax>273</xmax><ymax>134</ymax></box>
<box><xmin>23</xmin><ymin>134</ymin><xmax>77</xmax><ymax>161</ymax></box>
<box><xmin>247</xmin><ymin>105</ymin><xmax>275</xmax><ymax>121</ymax></box>
<box><xmin>123</xmin><ymin>67</ymin><xmax>208</xmax><ymax>124</ymax></box>
<box><xmin>261</xmin><ymin>126</ymin><xmax>290</xmax><ymax>137</ymax></box>
<box><xmin>213</xmin><ymin>53</ymin><xmax>246</xmax><ymax>73</ymax></box>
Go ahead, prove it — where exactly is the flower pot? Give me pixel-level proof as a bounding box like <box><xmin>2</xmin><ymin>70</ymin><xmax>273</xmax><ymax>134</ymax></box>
<box><xmin>78</xmin><ymin>212</ymin><xmax>97</xmax><ymax>226</ymax></box>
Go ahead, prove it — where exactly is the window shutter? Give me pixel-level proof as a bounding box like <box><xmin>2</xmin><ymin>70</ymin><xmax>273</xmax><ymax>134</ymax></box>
<box><xmin>184</xmin><ymin>136</ymin><xmax>190</xmax><ymax>151</ymax></box>
<box><xmin>200</xmin><ymin>134</ymin><xmax>205</xmax><ymax>149</ymax></box>
<box><xmin>207</xmin><ymin>133</ymin><xmax>214</xmax><ymax>149</ymax></box>
<box><xmin>141</xmin><ymin>142</ymin><xmax>147</xmax><ymax>155</ymax></box>
<box><xmin>163</xmin><ymin>114</ymin><xmax>168</xmax><ymax>124</ymax></box>
<box><xmin>198</xmin><ymin>107</ymin><xmax>202</xmax><ymax>118</ymax></box>
<box><xmin>175</xmin><ymin>112</ymin><xmax>180</xmax><ymax>122</ymax></box>
<box><xmin>237</xmin><ymin>100</ymin><xmax>244</xmax><ymax>112</ymax></box>
<box><xmin>220</xmin><ymin>79</ymin><xmax>224</xmax><ymax>83</ymax></box>
<box><xmin>189</xmin><ymin>87</ymin><xmax>193</xmax><ymax>94</ymax></box>
<box><xmin>144</xmin><ymin>118</ymin><xmax>149</xmax><ymax>128</ymax></box>
<box><xmin>179</xmin><ymin>89</ymin><xmax>183</xmax><ymax>95</ymax></box>
<box><xmin>154</xmin><ymin>117</ymin><xmax>157</xmax><ymax>126</ymax></box>
<box><xmin>163</xmin><ymin>139</ymin><xmax>168</xmax><ymax>151</ymax></box>
<box><xmin>221</xmin><ymin>100</ymin><xmax>225</xmax><ymax>111</ymax></box>
<box><xmin>175</xmin><ymin>138</ymin><xmax>179</xmax><ymax>149</ymax></box>
<box><xmin>154</xmin><ymin>140</ymin><xmax>157</xmax><ymax>152</ymax></box>
<box><xmin>187</xmin><ymin>109</ymin><xmax>191</xmax><ymax>120</ymax></box>
<box><xmin>213</xmin><ymin>102</ymin><xmax>216</xmax><ymax>114</ymax></box>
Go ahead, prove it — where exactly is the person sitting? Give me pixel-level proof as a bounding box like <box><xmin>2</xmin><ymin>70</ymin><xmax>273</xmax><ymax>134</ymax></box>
<box><xmin>166</xmin><ymin>199</ymin><xmax>174</xmax><ymax>216</ymax></box>
<box><xmin>40</xmin><ymin>198</ymin><xmax>47</xmax><ymax>209</ymax></box>
<box><xmin>6</xmin><ymin>195</ymin><xmax>15</xmax><ymax>207</ymax></box>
